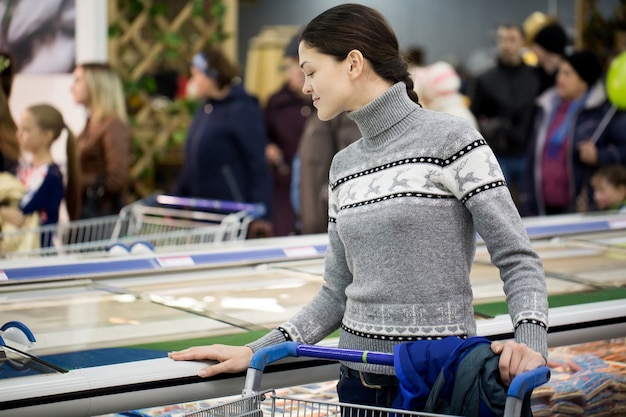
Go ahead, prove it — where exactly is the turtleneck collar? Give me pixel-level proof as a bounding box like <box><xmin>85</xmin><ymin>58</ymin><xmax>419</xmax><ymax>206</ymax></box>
<box><xmin>347</xmin><ymin>82</ymin><xmax>419</xmax><ymax>147</ymax></box>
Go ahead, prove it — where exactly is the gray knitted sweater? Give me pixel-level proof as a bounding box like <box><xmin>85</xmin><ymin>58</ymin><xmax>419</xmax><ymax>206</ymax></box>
<box><xmin>248</xmin><ymin>83</ymin><xmax>548</xmax><ymax>375</ymax></box>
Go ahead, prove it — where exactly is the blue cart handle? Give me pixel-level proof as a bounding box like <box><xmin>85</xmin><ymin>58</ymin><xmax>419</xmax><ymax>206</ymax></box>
<box><xmin>507</xmin><ymin>365</ymin><xmax>551</xmax><ymax>399</ymax></box>
<box><xmin>153</xmin><ymin>195</ymin><xmax>266</xmax><ymax>218</ymax></box>
<box><xmin>248</xmin><ymin>342</ymin><xmax>394</xmax><ymax>372</ymax></box>
<box><xmin>243</xmin><ymin>342</ymin><xmax>394</xmax><ymax>395</ymax></box>
<box><xmin>244</xmin><ymin>342</ymin><xmax>550</xmax><ymax>400</ymax></box>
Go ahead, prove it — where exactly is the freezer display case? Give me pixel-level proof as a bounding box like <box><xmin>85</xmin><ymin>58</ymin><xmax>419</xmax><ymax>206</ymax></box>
<box><xmin>1</xmin><ymin>213</ymin><xmax>626</xmax><ymax>417</ymax></box>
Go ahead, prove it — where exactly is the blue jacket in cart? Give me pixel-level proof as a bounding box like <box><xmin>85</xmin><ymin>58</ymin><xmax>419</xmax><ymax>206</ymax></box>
<box><xmin>393</xmin><ymin>336</ymin><xmax>532</xmax><ymax>417</ymax></box>
<box><xmin>173</xmin><ymin>83</ymin><xmax>271</xmax><ymax>219</ymax></box>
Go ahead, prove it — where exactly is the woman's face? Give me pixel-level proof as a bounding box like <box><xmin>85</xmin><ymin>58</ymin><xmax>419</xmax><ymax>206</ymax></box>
<box><xmin>556</xmin><ymin>61</ymin><xmax>588</xmax><ymax>101</ymax></box>
<box><xmin>189</xmin><ymin>67</ymin><xmax>218</xmax><ymax>98</ymax></box>
<box><xmin>299</xmin><ymin>43</ymin><xmax>352</xmax><ymax>121</ymax></box>
<box><xmin>17</xmin><ymin>110</ymin><xmax>50</xmax><ymax>154</ymax></box>
<box><xmin>71</xmin><ymin>66</ymin><xmax>89</xmax><ymax>106</ymax></box>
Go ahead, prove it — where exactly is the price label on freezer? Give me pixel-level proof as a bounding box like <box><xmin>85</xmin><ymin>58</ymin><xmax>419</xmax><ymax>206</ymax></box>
<box><xmin>156</xmin><ymin>256</ymin><xmax>195</xmax><ymax>268</ymax></box>
<box><xmin>283</xmin><ymin>246</ymin><xmax>319</xmax><ymax>258</ymax></box>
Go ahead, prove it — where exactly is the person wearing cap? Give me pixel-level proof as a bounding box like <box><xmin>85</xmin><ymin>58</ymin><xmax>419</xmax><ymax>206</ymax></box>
<box><xmin>263</xmin><ymin>33</ymin><xmax>312</xmax><ymax>236</ymax></box>
<box><xmin>470</xmin><ymin>23</ymin><xmax>540</xmax><ymax>209</ymax></box>
<box><xmin>521</xmin><ymin>50</ymin><xmax>626</xmax><ymax>216</ymax></box>
<box><xmin>172</xmin><ymin>49</ymin><xmax>273</xmax><ymax>236</ymax></box>
<box><xmin>530</xmin><ymin>22</ymin><xmax>568</xmax><ymax>94</ymax></box>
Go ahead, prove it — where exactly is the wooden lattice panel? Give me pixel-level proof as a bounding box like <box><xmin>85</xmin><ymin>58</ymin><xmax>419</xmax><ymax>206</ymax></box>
<box><xmin>108</xmin><ymin>0</ymin><xmax>218</xmax><ymax>80</ymax></box>
<box><xmin>107</xmin><ymin>0</ymin><xmax>227</xmax><ymax>198</ymax></box>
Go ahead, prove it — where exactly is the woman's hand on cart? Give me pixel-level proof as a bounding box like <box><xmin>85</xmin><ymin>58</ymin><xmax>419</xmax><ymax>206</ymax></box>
<box><xmin>168</xmin><ymin>344</ymin><xmax>253</xmax><ymax>378</ymax></box>
<box><xmin>491</xmin><ymin>340</ymin><xmax>547</xmax><ymax>386</ymax></box>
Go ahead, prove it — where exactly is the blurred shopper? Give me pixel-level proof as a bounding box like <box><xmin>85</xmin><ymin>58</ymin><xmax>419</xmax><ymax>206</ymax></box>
<box><xmin>172</xmin><ymin>49</ymin><xmax>272</xmax><ymax>237</ymax></box>
<box><xmin>521</xmin><ymin>50</ymin><xmax>626</xmax><ymax>216</ymax></box>
<box><xmin>530</xmin><ymin>22</ymin><xmax>568</xmax><ymax>94</ymax></box>
<box><xmin>403</xmin><ymin>46</ymin><xmax>425</xmax><ymax>73</ymax></box>
<box><xmin>591</xmin><ymin>164</ymin><xmax>626</xmax><ymax>212</ymax></box>
<box><xmin>0</xmin><ymin>51</ymin><xmax>15</xmax><ymax>97</ymax></box>
<box><xmin>0</xmin><ymin>52</ymin><xmax>18</xmax><ymax>174</ymax></box>
<box><xmin>0</xmin><ymin>104</ymin><xmax>68</xmax><ymax>251</ymax></box>
<box><xmin>412</xmin><ymin>61</ymin><xmax>477</xmax><ymax>129</ymax></box>
<box><xmin>264</xmin><ymin>34</ymin><xmax>312</xmax><ymax>236</ymax></box>
<box><xmin>0</xmin><ymin>90</ymin><xmax>19</xmax><ymax>175</ymax></box>
<box><xmin>72</xmin><ymin>63</ymin><xmax>131</xmax><ymax>219</ymax></box>
<box><xmin>470</xmin><ymin>23</ymin><xmax>540</xmax><ymax>207</ymax></box>
<box><xmin>296</xmin><ymin>111</ymin><xmax>361</xmax><ymax>234</ymax></box>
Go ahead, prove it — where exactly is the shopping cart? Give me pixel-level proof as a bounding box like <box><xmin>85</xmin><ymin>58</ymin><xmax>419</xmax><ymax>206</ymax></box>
<box><xmin>0</xmin><ymin>195</ymin><xmax>265</xmax><ymax>259</ymax></box>
<box><xmin>183</xmin><ymin>341</ymin><xmax>550</xmax><ymax>417</ymax></box>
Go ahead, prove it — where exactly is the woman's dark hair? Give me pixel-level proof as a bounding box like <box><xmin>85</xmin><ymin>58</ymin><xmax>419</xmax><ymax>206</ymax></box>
<box><xmin>300</xmin><ymin>3</ymin><xmax>420</xmax><ymax>105</ymax></box>
<box><xmin>203</xmin><ymin>49</ymin><xmax>240</xmax><ymax>90</ymax></box>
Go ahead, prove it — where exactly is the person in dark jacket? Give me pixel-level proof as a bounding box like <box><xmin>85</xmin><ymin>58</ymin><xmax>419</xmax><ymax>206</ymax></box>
<box><xmin>264</xmin><ymin>33</ymin><xmax>312</xmax><ymax>236</ymax></box>
<box><xmin>470</xmin><ymin>23</ymin><xmax>540</xmax><ymax>208</ymax></box>
<box><xmin>521</xmin><ymin>50</ymin><xmax>626</xmax><ymax>216</ymax></box>
<box><xmin>173</xmin><ymin>49</ymin><xmax>272</xmax><ymax>236</ymax></box>
<box><xmin>530</xmin><ymin>22</ymin><xmax>568</xmax><ymax>95</ymax></box>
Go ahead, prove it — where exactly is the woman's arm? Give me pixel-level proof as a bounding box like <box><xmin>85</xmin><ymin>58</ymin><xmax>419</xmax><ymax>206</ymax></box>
<box><xmin>101</xmin><ymin>117</ymin><xmax>132</xmax><ymax>193</ymax></box>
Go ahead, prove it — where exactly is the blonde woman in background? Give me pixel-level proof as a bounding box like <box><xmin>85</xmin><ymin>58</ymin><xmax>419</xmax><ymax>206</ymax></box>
<box><xmin>71</xmin><ymin>63</ymin><xmax>132</xmax><ymax>219</ymax></box>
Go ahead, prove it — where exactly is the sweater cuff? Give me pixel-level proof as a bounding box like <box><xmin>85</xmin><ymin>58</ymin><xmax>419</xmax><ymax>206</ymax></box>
<box><xmin>246</xmin><ymin>328</ymin><xmax>288</xmax><ymax>352</ymax></box>
<box><xmin>515</xmin><ymin>321</ymin><xmax>549</xmax><ymax>360</ymax></box>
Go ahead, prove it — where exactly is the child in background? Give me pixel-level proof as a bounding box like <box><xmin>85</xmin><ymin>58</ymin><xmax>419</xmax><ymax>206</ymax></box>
<box><xmin>591</xmin><ymin>164</ymin><xmax>626</xmax><ymax>212</ymax></box>
<box><xmin>0</xmin><ymin>104</ymin><xmax>71</xmax><ymax>246</ymax></box>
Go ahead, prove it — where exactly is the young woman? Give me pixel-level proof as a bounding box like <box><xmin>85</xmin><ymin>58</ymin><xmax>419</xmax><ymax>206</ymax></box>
<box><xmin>0</xmin><ymin>105</ymin><xmax>74</xmax><ymax>246</ymax></box>
<box><xmin>169</xmin><ymin>3</ymin><xmax>548</xmax><ymax>409</ymax></box>
<box><xmin>71</xmin><ymin>62</ymin><xmax>132</xmax><ymax>219</ymax></box>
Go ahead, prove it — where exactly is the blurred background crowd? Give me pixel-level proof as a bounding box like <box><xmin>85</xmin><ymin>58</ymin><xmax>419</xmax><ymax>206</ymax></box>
<box><xmin>1</xmin><ymin>0</ymin><xmax>626</xmax><ymax>244</ymax></box>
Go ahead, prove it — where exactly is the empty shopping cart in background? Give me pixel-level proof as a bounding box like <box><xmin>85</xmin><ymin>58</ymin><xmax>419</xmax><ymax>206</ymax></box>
<box><xmin>110</xmin><ymin>194</ymin><xmax>265</xmax><ymax>252</ymax></box>
<box><xmin>183</xmin><ymin>341</ymin><xmax>551</xmax><ymax>417</ymax></box>
<box><xmin>0</xmin><ymin>194</ymin><xmax>265</xmax><ymax>259</ymax></box>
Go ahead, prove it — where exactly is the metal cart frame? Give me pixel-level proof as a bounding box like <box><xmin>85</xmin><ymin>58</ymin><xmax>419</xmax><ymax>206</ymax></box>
<box><xmin>0</xmin><ymin>195</ymin><xmax>265</xmax><ymax>258</ymax></box>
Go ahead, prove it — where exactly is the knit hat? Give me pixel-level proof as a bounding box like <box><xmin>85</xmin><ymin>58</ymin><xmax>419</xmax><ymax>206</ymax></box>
<box><xmin>533</xmin><ymin>23</ymin><xmax>568</xmax><ymax>55</ymax></box>
<box><xmin>411</xmin><ymin>61</ymin><xmax>461</xmax><ymax>101</ymax></box>
<box><xmin>563</xmin><ymin>50</ymin><xmax>603</xmax><ymax>87</ymax></box>
<box><xmin>191</xmin><ymin>52</ymin><xmax>219</xmax><ymax>79</ymax></box>
<box><xmin>284</xmin><ymin>33</ymin><xmax>300</xmax><ymax>58</ymax></box>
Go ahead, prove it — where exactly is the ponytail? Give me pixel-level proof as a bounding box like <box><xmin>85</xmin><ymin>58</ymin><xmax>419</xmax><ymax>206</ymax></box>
<box><xmin>396</xmin><ymin>59</ymin><xmax>420</xmax><ymax>106</ymax></box>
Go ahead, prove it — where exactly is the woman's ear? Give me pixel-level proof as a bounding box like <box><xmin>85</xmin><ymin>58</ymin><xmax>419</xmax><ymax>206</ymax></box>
<box><xmin>345</xmin><ymin>49</ymin><xmax>364</xmax><ymax>78</ymax></box>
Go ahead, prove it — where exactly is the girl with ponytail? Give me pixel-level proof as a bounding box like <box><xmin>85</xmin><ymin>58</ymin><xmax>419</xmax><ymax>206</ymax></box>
<box><xmin>0</xmin><ymin>104</ymin><xmax>75</xmax><ymax>246</ymax></box>
<box><xmin>170</xmin><ymin>4</ymin><xmax>548</xmax><ymax>413</ymax></box>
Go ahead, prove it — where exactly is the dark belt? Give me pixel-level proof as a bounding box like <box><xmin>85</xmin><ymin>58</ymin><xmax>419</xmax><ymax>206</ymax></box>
<box><xmin>347</xmin><ymin>367</ymin><xmax>399</xmax><ymax>389</ymax></box>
